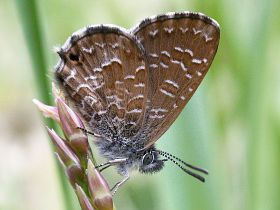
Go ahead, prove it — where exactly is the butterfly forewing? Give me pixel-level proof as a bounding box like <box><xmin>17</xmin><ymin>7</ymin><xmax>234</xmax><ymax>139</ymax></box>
<box><xmin>132</xmin><ymin>13</ymin><xmax>220</xmax><ymax>148</ymax></box>
<box><xmin>55</xmin><ymin>26</ymin><xmax>149</xmax><ymax>139</ymax></box>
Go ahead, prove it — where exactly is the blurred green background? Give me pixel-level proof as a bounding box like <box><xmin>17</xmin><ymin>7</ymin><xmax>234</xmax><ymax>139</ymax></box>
<box><xmin>1</xmin><ymin>0</ymin><xmax>280</xmax><ymax>210</ymax></box>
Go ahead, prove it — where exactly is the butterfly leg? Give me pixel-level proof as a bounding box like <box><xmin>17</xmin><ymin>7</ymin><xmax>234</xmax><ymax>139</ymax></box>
<box><xmin>95</xmin><ymin>158</ymin><xmax>127</xmax><ymax>172</ymax></box>
<box><xmin>110</xmin><ymin>173</ymin><xmax>130</xmax><ymax>196</ymax></box>
<box><xmin>77</xmin><ymin>127</ymin><xmax>101</xmax><ymax>138</ymax></box>
<box><xmin>98</xmin><ymin>164</ymin><xmax>111</xmax><ymax>172</ymax></box>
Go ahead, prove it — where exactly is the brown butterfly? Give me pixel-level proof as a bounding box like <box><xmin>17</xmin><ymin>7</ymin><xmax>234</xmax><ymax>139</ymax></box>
<box><xmin>55</xmin><ymin>12</ymin><xmax>220</xmax><ymax>194</ymax></box>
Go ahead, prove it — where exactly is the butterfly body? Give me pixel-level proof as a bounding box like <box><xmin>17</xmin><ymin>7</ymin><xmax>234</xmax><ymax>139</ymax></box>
<box><xmin>55</xmin><ymin>12</ymin><xmax>220</xmax><ymax>192</ymax></box>
<box><xmin>94</xmin><ymin>134</ymin><xmax>164</xmax><ymax>175</ymax></box>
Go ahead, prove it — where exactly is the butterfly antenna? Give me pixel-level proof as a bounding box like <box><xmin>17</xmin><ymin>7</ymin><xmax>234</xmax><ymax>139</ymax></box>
<box><xmin>157</xmin><ymin>150</ymin><xmax>207</xmax><ymax>182</ymax></box>
<box><xmin>158</xmin><ymin>150</ymin><xmax>208</xmax><ymax>174</ymax></box>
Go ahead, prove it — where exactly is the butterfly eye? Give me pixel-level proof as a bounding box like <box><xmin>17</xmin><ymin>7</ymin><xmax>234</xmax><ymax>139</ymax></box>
<box><xmin>142</xmin><ymin>152</ymin><xmax>154</xmax><ymax>165</ymax></box>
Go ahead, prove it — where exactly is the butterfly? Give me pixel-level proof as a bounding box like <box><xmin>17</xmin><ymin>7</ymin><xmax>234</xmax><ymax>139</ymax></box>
<box><xmin>54</xmin><ymin>11</ymin><xmax>220</xmax><ymax>194</ymax></box>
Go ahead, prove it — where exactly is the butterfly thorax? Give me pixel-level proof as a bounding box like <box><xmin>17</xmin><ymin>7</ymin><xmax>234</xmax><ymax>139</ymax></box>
<box><xmin>95</xmin><ymin>136</ymin><xmax>164</xmax><ymax>175</ymax></box>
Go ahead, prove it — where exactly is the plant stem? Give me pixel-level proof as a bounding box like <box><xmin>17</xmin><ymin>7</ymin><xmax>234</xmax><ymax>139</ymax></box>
<box><xmin>14</xmin><ymin>1</ymin><xmax>75</xmax><ymax>210</ymax></box>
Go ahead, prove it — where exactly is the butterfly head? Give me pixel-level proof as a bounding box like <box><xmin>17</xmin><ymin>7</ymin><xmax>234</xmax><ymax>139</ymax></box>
<box><xmin>138</xmin><ymin>149</ymin><xmax>165</xmax><ymax>174</ymax></box>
